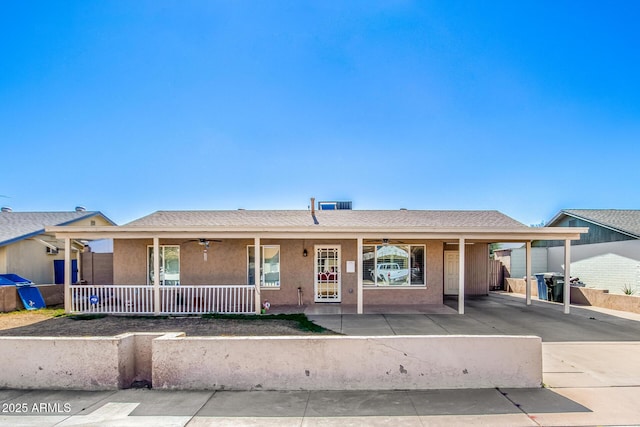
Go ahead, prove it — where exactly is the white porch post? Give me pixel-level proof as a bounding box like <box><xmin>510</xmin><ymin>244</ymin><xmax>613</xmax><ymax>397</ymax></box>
<box><xmin>525</xmin><ymin>241</ymin><xmax>532</xmax><ymax>306</ymax></box>
<box><xmin>153</xmin><ymin>237</ymin><xmax>160</xmax><ymax>315</ymax></box>
<box><xmin>458</xmin><ymin>237</ymin><xmax>465</xmax><ymax>314</ymax></box>
<box><xmin>357</xmin><ymin>237</ymin><xmax>363</xmax><ymax>314</ymax></box>
<box><xmin>76</xmin><ymin>245</ymin><xmax>82</xmax><ymax>283</ymax></box>
<box><xmin>254</xmin><ymin>237</ymin><xmax>261</xmax><ymax>314</ymax></box>
<box><xmin>564</xmin><ymin>239</ymin><xmax>571</xmax><ymax>314</ymax></box>
<box><xmin>64</xmin><ymin>237</ymin><xmax>71</xmax><ymax>313</ymax></box>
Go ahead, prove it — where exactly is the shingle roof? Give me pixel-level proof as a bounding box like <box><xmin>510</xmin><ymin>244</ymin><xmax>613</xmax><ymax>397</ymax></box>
<box><xmin>558</xmin><ymin>209</ymin><xmax>640</xmax><ymax>238</ymax></box>
<box><xmin>0</xmin><ymin>211</ymin><xmax>111</xmax><ymax>246</ymax></box>
<box><xmin>125</xmin><ymin>210</ymin><xmax>527</xmax><ymax>229</ymax></box>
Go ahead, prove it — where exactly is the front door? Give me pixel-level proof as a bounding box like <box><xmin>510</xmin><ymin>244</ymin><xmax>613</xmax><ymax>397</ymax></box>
<box><xmin>444</xmin><ymin>251</ymin><xmax>459</xmax><ymax>295</ymax></box>
<box><xmin>315</xmin><ymin>245</ymin><xmax>341</xmax><ymax>302</ymax></box>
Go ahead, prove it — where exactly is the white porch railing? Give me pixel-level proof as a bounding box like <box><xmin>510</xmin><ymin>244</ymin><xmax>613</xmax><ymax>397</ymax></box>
<box><xmin>160</xmin><ymin>285</ymin><xmax>255</xmax><ymax>315</ymax></box>
<box><xmin>70</xmin><ymin>285</ymin><xmax>256</xmax><ymax>315</ymax></box>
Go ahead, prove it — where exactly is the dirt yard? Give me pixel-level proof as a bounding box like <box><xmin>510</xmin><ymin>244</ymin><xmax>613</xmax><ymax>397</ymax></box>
<box><xmin>0</xmin><ymin>309</ymin><xmax>335</xmax><ymax>337</ymax></box>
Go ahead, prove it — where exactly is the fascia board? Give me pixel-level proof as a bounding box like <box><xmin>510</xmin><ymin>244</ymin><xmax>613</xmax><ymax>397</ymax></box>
<box><xmin>47</xmin><ymin>226</ymin><xmax>588</xmax><ymax>242</ymax></box>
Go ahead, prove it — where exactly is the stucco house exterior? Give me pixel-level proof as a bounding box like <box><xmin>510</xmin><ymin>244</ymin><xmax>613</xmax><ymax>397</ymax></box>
<box><xmin>0</xmin><ymin>207</ymin><xmax>115</xmax><ymax>284</ymax></box>
<box><xmin>533</xmin><ymin>209</ymin><xmax>640</xmax><ymax>295</ymax></box>
<box><xmin>48</xmin><ymin>201</ymin><xmax>586</xmax><ymax>315</ymax></box>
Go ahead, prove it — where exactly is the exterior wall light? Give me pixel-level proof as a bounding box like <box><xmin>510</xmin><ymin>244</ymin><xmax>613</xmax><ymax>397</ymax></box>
<box><xmin>303</xmin><ymin>249</ymin><xmax>308</xmax><ymax>257</ymax></box>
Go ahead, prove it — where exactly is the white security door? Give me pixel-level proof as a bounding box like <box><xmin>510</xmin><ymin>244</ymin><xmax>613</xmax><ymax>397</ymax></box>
<box><xmin>444</xmin><ymin>251</ymin><xmax>459</xmax><ymax>295</ymax></box>
<box><xmin>315</xmin><ymin>246</ymin><xmax>341</xmax><ymax>302</ymax></box>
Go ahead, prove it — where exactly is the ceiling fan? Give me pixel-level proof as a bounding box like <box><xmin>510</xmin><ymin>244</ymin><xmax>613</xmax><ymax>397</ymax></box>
<box><xmin>183</xmin><ymin>238</ymin><xmax>222</xmax><ymax>261</ymax></box>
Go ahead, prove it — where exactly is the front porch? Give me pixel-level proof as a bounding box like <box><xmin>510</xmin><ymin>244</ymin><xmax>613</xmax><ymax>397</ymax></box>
<box><xmin>47</xmin><ymin>209</ymin><xmax>587</xmax><ymax>316</ymax></box>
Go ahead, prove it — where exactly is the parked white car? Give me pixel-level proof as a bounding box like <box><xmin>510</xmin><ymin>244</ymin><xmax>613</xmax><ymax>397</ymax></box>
<box><xmin>370</xmin><ymin>263</ymin><xmax>409</xmax><ymax>283</ymax></box>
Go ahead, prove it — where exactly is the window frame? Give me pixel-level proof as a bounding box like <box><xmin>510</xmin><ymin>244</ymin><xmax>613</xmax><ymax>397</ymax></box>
<box><xmin>147</xmin><ymin>244</ymin><xmax>181</xmax><ymax>286</ymax></box>
<box><xmin>247</xmin><ymin>245</ymin><xmax>281</xmax><ymax>289</ymax></box>
<box><xmin>362</xmin><ymin>244</ymin><xmax>426</xmax><ymax>288</ymax></box>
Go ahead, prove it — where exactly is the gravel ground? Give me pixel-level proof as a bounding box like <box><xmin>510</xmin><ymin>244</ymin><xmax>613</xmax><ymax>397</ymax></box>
<box><xmin>0</xmin><ymin>311</ymin><xmax>336</xmax><ymax>337</ymax></box>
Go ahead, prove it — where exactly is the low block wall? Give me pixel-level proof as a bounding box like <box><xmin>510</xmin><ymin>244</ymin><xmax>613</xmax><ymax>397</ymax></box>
<box><xmin>0</xmin><ymin>332</ymin><xmax>168</xmax><ymax>390</ymax></box>
<box><xmin>0</xmin><ymin>284</ymin><xmax>64</xmax><ymax>312</ymax></box>
<box><xmin>0</xmin><ymin>335</ymin><xmax>135</xmax><ymax>390</ymax></box>
<box><xmin>153</xmin><ymin>335</ymin><xmax>542</xmax><ymax>390</ymax></box>
<box><xmin>570</xmin><ymin>287</ymin><xmax>640</xmax><ymax>314</ymax></box>
<box><xmin>505</xmin><ymin>278</ymin><xmax>539</xmax><ymax>297</ymax></box>
<box><xmin>0</xmin><ymin>286</ymin><xmax>17</xmax><ymax>312</ymax></box>
<box><xmin>0</xmin><ymin>334</ymin><xmax>542</xmax><ymax>390</ymax></box>
<box><xmin>37</xmin><ymin>284</ymin><xmax>64</xmax><ymax>306</ymax></box>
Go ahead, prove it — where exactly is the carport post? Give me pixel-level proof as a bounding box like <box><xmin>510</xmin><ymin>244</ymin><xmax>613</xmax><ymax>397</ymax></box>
<box><xmin>458</xmin><ymin>237</ymin><xmax>465</xmax><ymax>314</ymax></box>
<box><xmin>357</xmin><ymin>237</ymin><xmax>363</xmax><ymax>314</ymax></box>
<box><xmin>153</xmin><ymin>237</ymin><xmax>160</xmax><ymax>315</ymax></box>
<box><xmin>564</xmin><ymin>239</ymin><xmax>571</xmax><ymax>314</ymax></box>
<box><xmin>64</xmin><ymin>237</ymin><xmax>71</xmax><ymax>314</ymax></box>
<box><xmin>525</xmin><ymin>241</ymin><xmax>532</xmax><ymax>306</ymax></box>
<box><xmin>254</xmin><ymin>237</ymin><xmax>261</xmax><ymax>314</ymax></box>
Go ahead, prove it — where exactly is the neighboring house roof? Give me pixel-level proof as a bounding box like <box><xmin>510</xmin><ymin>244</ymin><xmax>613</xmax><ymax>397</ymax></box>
<box><xmin>0</xmin><ymin>211</ymin><xmax>116</xmax><ymax>247</ymax></box>
<box><xmin>125</xmin><ymin>209</ymin><xmax>528</xmax><ymax>229</ymax></box>
<box><xmin>548</xmin><ymin>209</ymin><xmax>640</xmax><ymax>239</ymax></box>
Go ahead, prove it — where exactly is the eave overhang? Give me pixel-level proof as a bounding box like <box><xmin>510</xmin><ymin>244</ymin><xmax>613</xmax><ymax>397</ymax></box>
<box><xmin>46</xmin><ymin>225</ymin><xmax>588</xmax><ymax>243</ymax></box>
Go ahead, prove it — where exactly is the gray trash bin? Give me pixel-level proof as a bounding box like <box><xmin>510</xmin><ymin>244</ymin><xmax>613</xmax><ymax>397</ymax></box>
<box><xmin>545</xmin><ymin>274</ymin><xmax>564</xmax><ymax>303</ymax></box>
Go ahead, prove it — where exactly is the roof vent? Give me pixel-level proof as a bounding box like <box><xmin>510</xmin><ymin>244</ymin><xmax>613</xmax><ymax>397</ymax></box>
<box><xmin>1</xmin><ymin>207</ymin><xmax>12</xmax><ymax>213</ymax></box>
<box><xmin>75</xmin><ymin>206</ymin><xmax>86</xmax><ymax>212</ymax></box>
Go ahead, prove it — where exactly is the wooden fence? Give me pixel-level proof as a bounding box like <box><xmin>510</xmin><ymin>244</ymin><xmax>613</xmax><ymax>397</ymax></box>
<box><xmin>489</xmin><ymin>259</ymin><xmax>505</xmax><ymax>291</ymax></box>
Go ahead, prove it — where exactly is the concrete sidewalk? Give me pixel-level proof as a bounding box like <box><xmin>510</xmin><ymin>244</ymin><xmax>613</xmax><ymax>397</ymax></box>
<box><xmin>2</xmin><ymin>293</ymin><xmax>639</xmax><ymax>426</ymax></box>
<box><xmin>2</xmin><ymin>375</ymin><xmax>640</xmax><ymax>426</ymax></box>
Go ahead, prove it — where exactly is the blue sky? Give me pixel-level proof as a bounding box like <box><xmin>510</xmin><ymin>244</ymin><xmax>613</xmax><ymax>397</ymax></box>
<box><xmin>2</xmin><ymin>1</ymin><xmax>639</xmax><ymax>226</ymax></box>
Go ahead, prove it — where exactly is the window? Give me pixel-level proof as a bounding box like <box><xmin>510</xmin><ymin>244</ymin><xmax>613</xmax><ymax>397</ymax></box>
<box><xmin>248</xmin><ymin>245</ymin><xmax>280</xmax><ymax>288</ymax></box>
<box><xmin>148</xmin><ymin>245</ymin><xmax>180</xmax><ymax>286</ymax></box>
<box><xmin>362</xmin><ymin>244</ymin><xmax>425</xmax><ymax>287</ymax></box>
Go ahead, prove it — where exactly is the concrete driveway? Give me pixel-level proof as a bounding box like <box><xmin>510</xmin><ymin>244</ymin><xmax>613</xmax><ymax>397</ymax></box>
<box><xmin>306</xmin><ymin>292</ymin><xmax>640</xmax><ymax>341</ymax></box>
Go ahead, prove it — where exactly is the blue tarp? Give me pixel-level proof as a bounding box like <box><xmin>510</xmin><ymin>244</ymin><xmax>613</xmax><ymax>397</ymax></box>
<box><xmin>17</xmin><ymin>286</ymin><xmax>46</xmax><ymax>310</ymax></box>
<box><xmin>0</xmin><ymin>273</ymin><xmax>33</xmax><ymax>286</ymax></box>
<box><xmin>0</xmin><ymin>276</ymin><xmax>16</xmax><ymax>286</ymax></box>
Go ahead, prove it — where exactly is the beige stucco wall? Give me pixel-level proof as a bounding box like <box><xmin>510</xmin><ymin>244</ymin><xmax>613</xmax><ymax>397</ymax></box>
<box><xmin>0</xmin><ymin>333</ymin><xmax>541</xmax><ymax>390</ymax></box>
<box><xmin>4</xmin><ymin>239</ymin><xmax>62</xmax><ymax>284</ymax></box>
<box><xmin>0</xmin><ymin>246</ymin><xmax>6</xmax><ymax>273</ymax></box>
<box><xmin>0</xmin><ymin>334</ymin><xmax>136</xmax><ymax>390</ymax></box>
<box><xmin>113</xmin><ymin>239</ymin><xmax>491</xmax><ymax>306</ymax></box>
<box><xmin>153</xmin><ymin>335</ymin><xmax>542</xmax><ymax>390</ymax></box>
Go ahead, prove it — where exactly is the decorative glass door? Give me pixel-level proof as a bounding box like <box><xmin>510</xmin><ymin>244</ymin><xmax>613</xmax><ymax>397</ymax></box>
<box><xmin>315</xmin><ymin>246</ymin><xmax>341</xmax><ymax>302</ymax></box>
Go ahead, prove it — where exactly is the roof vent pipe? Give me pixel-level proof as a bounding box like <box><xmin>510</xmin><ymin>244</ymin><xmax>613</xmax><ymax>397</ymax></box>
<box><xmin>75</xmin><ymin>206</ymin><xmax>86</xmax><ymax>212</ymax></box>
<box><xmin>1</xmin><ymin>207</ymin><xmax>12</xmax><ymax>213</ymax></box>
<box><xmin>310</xmin><ymin>197</ymin><xmax>315</xmax><ymax>216</ymax></box>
